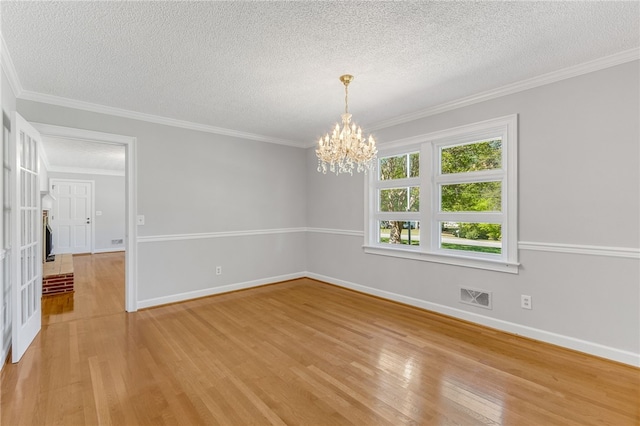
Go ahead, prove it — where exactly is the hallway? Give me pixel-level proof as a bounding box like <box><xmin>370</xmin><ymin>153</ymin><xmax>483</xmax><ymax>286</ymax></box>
<box><xmin>42</xmin><ymin>252</ymin><xmax>125</xmax><ymax>325</ymax></box>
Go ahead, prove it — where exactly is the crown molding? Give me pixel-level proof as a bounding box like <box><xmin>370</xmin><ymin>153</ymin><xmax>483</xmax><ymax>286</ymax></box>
<box><xmin>32</xmin><ymin>122</ymin><xmax>133</xmax><ymax>177</ymax></box>
<box><xmin>368</xmin><ymin>48</ymin><xmax>640</xmax><ymax>132</ymax></box>
<box><xmin>4</xmin><ymin>32</ymin><xmax>636</xmax><ymax>149</ymax></box>
<box><xmin>3</xmin><ymin>35</ymin><xmax>300</xmax><ymax>148</ymax></box>
<box><xmin>31</xmin><ymin>121</ymin><xmax>135</xmax><ymax>144</ymax></box>
<box><xmin>3</xmin><ymin>30</ymin><xmax>301</xmax><ymax>148</ymax></box>
<box><xmin>46</xmin><ymin>165</ymin><xmax>125</xmax><ymax>177</ymax></box>
<box><xmin>19</xmin><ymin>90</ymin><xmax>303</xmax><ymax>148</ymax></box>
<box><xmin>0</xmin><ymin>35</ymin><xmax>23</xmax><ymax>98</ymax></box>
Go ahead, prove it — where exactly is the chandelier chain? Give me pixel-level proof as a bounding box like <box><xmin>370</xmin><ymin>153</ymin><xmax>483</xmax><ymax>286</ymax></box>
<box><xmin>344</xmin><ymin>84</ymin><xmax>349</xmax><ymax>114</ymax></box>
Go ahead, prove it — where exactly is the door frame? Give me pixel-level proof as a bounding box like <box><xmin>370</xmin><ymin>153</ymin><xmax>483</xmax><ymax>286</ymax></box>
<box><xmin>49</xmin><ymin>178</ymin><xmax>96</xmax><ymax>254</ymax></box>
<box><xmin>32</xmin><ymin>123</ymin><xmax>138</xmax><ymax>313</ymax></box>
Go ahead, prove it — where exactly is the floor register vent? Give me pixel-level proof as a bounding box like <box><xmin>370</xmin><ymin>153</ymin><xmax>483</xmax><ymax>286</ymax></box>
<box><xmin>460</xmin><ymin>287</ymin><xmax>492</xmax><ymax>310</ymax></box>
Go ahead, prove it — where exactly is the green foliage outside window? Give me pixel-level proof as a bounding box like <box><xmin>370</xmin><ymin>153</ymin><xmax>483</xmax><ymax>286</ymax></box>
<box><xmin>379</xmin><ymin>153</ymin><xmax>419</xmax><ymax>243</ymax></box>
<box><xmin>380</xmin><ymin>187</ymin><xmax>419</xmax><ymax>212</ymax></box>
<box><xmin>441</xmin><ymin>182</ymin><xmax>501</xmax><ymax>212</ymax></box>
<box><xmin>379</xmin><ymin>152</ymin><xmax>419</xmax><ymax>180</ymax></box>
<box><xmin>441</xmin><ymin>139</ymin><xmax>501</xmax><ymax>174</ymax></box>
<box><xmin>440</xmin><ymin>139</ymin><xmax>502</xmax><ymax>243</ymax></box>
<box><xmin>457</xmin><ymin>223</ymin><xmax>501</xmax><ymax>241</ymax></box>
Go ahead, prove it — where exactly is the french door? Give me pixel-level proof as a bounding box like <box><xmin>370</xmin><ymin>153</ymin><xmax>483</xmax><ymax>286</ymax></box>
<box><xmin>11</xmin><ymin>112</ymin><xmax>42</xmax><ymax>363</ymax></box>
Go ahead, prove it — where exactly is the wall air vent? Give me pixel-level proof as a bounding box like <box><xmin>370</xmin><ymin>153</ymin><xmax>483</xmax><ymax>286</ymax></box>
<box><xmin>460</xmin><ymin>287</ymin><xmax>492</xmax><ymax>310</ymax></box>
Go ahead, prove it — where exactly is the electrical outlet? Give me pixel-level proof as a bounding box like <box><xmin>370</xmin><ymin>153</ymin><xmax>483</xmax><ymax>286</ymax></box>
<box><xmin>521</xmin><ymin>295</ymin><xmax>532</xmax><ymax>310</ymax></box>
<box><xmin>216</xmin><ymin>266</ymin><xmax>222</xmax><ymax>275</ymax></box>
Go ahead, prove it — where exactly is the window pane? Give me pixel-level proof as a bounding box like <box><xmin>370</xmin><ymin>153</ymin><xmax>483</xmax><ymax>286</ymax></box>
<box><xmin>440</xmin><ymin>222</ymin><xmax>501</xmax><ymax>254</ymax></box>
<box><xmin>380</xmin><ymin>155</ymin><xmax>407</xmax><ymax>180</ymax></box>
<box><xmin>441</xmin><ymin>139</ymin><xmax>502</xmax><ymax>174</ymax></box>
<box><xmin>441</xmin><ymin>182</ymin><xmax>501</xmax><ymax>212</ymax></box>
<box><xmin>380</xmin><ymin>187</ymin><xmax>419</xmax><ymax>212</ymax></box>
<box><xmin>379</xmin><ymin>221</ymin><xmax>420</xmax><ymax>245</ymax></box>
<box><xmin>410</xmin><ymin>186</ymin><xmax>420</xmax><ymax>211</ymax></box>
<box><xmin>379</xmin><ymin>152</ymin><xmax>419</xmax><ymax>180</ymax></box>
<box><xmin>409</xmin><ymin>153</ymin><xmax>419</xmax><ymax>177</ymax></box>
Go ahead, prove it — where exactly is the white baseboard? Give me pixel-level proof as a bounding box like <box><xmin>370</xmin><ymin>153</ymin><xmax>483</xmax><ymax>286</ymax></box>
<box><xmin>306</xmin><ymin>272</ymin><xmax>640</xmax><ymax>368</ymax></box>
<box><xmin>92</xmin><ymin>248</ymin><xmax>125</xmax><ymax>254</ymax></box>
<box><xmin>134</xmin><ymin>270</ymin><xmax>639</xmax><ymax>367</ymax></box>
<box><xmin>137</xmin><ymin>272</ymin><xmax>306</xmax><ymax>310</ymax></box>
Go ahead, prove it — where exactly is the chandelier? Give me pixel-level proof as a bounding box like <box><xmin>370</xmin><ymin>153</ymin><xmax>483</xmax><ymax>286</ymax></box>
<box><xmin>316</xmin><ymin>74</ymin><xmax>377</xmax><ymax>175</ymax></box>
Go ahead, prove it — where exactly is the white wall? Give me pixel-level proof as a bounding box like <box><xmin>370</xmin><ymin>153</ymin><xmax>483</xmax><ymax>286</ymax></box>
<box><xmin>306</xmin><ymin>60</ymin><xmax>640</xmax><ymax>366</ymax></box>
<box><xmin>47</xmin><ymin>172</ymin><xmax>125</xmax><ymax>253</ymax></box>
<box><xmin>15</xmin><ymin>99</ymin><xmax>308</xmax><ymax>308</ymax></box>
<box><xmin>1</xmin><ymin>67</ymin><xmax>17</xmax><ymax>366</ymax></box>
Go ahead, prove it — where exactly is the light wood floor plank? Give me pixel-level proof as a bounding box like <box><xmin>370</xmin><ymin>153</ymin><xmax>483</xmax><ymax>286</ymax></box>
<box><xmin>2</xmin><ymin>252</ymin><xmax>638</xmax><ymax>425</ymax></box>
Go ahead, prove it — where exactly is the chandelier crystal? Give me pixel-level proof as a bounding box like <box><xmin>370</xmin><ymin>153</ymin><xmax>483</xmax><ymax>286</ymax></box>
<box><xmin>316</xmin><ymin>74</ymin><xmax>377</xmax><ymax>175</ymax></box>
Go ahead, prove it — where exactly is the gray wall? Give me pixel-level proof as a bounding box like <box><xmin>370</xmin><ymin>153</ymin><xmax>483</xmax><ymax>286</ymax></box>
<box><xmin>47</xmin><ymin>172</ymin><xmax>125</xmax><ymax>252</ymax></box>
<box><xmin>17</xmin><ymin>99</ymin><xmax>308</xmax><ymax>307</ymax></box>
<box><xmin>10</xmin><ymin>60</ymin><xmax>640</xmax><ymax>365</ymax></box>
<box><xmin>306</xmin><ymin>60</ymin><xmax>640</xmax><ymax>364</ymax></box>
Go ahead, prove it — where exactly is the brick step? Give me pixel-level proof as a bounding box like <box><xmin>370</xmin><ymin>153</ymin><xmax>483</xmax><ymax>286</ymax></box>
<box><xmin>43</xmin><ymin>253</ymin><xmax>74</xmax><ymax>296</ymax></box>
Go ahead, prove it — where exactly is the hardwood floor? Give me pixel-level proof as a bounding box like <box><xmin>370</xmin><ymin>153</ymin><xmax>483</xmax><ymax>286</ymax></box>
<box><xmin>2</xmin><ymin>253</ymin><xmax>638</xmax><ymax>425</ymax></box>
<box><xmin>41</xmin><ymin>252</ymin><xmax>125</xmax><ymax>326</ymax></box>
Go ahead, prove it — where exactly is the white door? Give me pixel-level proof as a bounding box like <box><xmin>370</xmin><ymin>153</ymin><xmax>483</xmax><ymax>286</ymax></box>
<box><xmin>11</xmin><ymin>112</ymin><xmax>41</xmax><ymax>363</ymax></box>
<box><xmin>50</xmin><ymin>180</ymin><xmax>93</xmax><ymax>254</ymax></box>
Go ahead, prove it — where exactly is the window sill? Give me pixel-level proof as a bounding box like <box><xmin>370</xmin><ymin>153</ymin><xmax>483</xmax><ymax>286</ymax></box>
<box><xmin>362</xmin><ymin>244</ymin><xmax>520</xmax><ymax>274</ymax></box>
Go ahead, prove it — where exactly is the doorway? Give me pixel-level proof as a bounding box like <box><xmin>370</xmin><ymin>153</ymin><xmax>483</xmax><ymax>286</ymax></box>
<box><xmin>32</xmin><ymin>123</ymin><xmax>137</xmax><ymax>313</ymax></box>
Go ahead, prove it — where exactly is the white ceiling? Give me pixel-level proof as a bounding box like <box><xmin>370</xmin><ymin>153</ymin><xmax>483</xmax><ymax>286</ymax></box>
<box><xmin>2</xmin><ymin>1</ymin><xmax>639</xmax><ymax>156</ymax></box>
<box><xmin>40</xmin><ymin>136</ymin><xmax>125</xmax><ymax>175</ymax></box>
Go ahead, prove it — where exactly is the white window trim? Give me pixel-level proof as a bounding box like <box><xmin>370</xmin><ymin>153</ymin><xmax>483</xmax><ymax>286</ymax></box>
<box><xmin>364</xmin><ymin>114</ymin><xmax>519</xmax><ymax>274</ymax></box>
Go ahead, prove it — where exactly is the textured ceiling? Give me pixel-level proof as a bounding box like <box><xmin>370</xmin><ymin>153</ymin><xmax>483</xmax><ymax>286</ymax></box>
<box><xmin>41</xmin><ymin>136</ymin><xmax>125</xmax><ymax>174</ymax></box>
<box><xmin>2</xmin><ymin>1</ymin><xmax>639</xmax><ymax>152</ymax></box>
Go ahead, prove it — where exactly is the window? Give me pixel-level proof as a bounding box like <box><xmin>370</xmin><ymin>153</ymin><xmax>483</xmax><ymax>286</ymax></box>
<box><xmin>365</xmin><ymin>115</ymin><xmax>518</xmax><ymax>273</ymax></box>
<box><xmin>376</xmin><ymin>152</ymin><xmax>420</xmax><ymax>246</ymax></box>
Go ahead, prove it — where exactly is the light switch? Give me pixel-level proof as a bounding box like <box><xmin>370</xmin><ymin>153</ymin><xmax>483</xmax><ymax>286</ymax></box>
<box><xmin>137</xmin><ymin>215</ymin><xmax>145</xmax><ymax>225</ymax></box>
<box><xmin>96</xmin><ymin>211</ymin><xmax>103</xmax><ymax>216</ymax></box>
